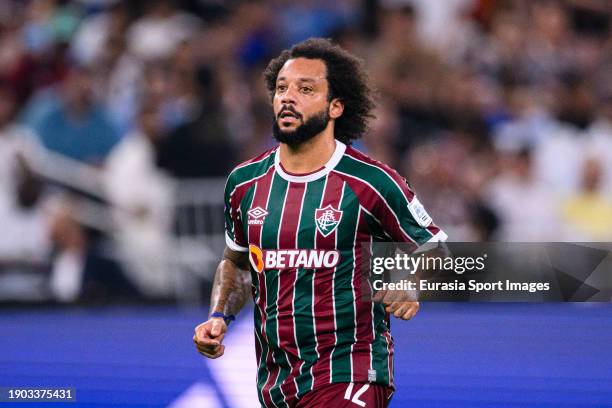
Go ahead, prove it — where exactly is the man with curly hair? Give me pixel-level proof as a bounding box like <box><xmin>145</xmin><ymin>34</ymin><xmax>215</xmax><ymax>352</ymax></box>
<box><xmin>194</xmin><ymin>38</ymin><xmax>447</xmax><ymax>407</ymax></box>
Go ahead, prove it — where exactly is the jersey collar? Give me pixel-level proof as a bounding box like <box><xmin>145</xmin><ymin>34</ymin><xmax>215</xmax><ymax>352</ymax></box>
<box><xmin>274</xmin><ymin>140</ymin><xmax>346</xmax><ymax>183</ymax></box>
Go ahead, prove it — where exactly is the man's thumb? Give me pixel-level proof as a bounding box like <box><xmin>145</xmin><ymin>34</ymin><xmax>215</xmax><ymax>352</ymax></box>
<box><xmin>210</xmin><ymin>319</ymin><xmax>223</xmax><ymax>337</ymax></box>
<box><xmin>373</xmin><ymin>289</ymin><xmax>386</xmax><ymax>303</ymax></box>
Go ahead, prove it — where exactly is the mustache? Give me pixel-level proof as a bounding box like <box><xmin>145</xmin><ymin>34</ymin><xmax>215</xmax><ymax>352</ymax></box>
<box><xmin>277</xmin><ymin>105</ymin><xmax>303</xmax><ymax>120</ymax></box>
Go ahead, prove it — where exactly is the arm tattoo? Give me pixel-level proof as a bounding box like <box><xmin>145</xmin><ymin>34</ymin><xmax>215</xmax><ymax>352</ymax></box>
<box><xmin>209</xmin><ymin>246</ymin><xmax>251</xmax><ymax>318</ymax></box>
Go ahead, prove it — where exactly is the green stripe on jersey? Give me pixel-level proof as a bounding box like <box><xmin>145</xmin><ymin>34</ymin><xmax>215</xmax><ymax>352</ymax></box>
<box><xmin>330</xmin><ymin>182</ymin><xmax>359</xmax><ymax>382</ymax></box>
<box><xmin>239</xmin><ymin>184</ymin><xmax>268</xmax><ymax>404</ymax></box>
<box><xmin>336</xmin><ymin>156</ymin><xmax>432</xmax><ymax>244</ymax></box>
<box><xmin>362</xmin><ymin>210</ymin><xmax>392</xmax><ymax>242</ymax></box>
<box><xmin>231</xmin><ymin>151</ymin><xmax>276</xmax><ymax>186</ymax></box>
<box><xmin>254</xmin><ymin>309</ymin><xmax>270</xmax><ymax>407</ymax></box>
<box><xmin>293</xmin><ymin>176</ymin><xmax>326</xmax><ymax>395</ymax></box>
<box><xmin>371</xmin><ymin>303</ymin><xmax>391</xmax><ymax>384</ymax></box>
<box><xmin>224</xmin><ymin>152</ymin><xmax>276</xmax><ymax>242</ymax></box>
<box><xmin>261</xmin><ymin>173</ymin><xmax>290</xmax><ymax>407</ymax></box>
<box><xmin>249</xmin><ymin>180</ymin><xmax>270</xmax><ymax>406</ymax></box>
<box><xmin>239</xmin><ymin>185</ymin><xmax>256</xmax><ymax>252</ymax></box>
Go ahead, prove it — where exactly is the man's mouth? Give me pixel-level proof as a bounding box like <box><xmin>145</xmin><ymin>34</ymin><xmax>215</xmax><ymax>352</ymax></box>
<box><xmin>278</xmin><ymin>111</ymin><xmax>301</xmax><ymax>127</ymax></box>
<box><xmin>278</xmin><ymin>107</ymin><xmax>301</xmax><ymax>120</ymax></box>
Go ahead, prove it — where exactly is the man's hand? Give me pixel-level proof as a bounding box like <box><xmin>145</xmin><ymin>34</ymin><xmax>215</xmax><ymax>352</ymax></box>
<box><xmin>195</xmin><ymin>247</ymin><xmax>249</xmax><ymax>360</ymax></box>
<box><xmin>373</xmin><ymin>290</ymin><xmax>420</xmax><ymax>320</ymax></box>
<box><xmin>193</xmin><ymin>317</ymin><xmax>227</xmax><ymax>359</ymax></box>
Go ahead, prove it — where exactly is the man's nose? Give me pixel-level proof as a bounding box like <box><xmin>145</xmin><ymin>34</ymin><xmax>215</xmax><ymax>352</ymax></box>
<box><xmin>280</xmin><ymin>86</ymin><xmax>297</xmax><ymax>105</ymax></box>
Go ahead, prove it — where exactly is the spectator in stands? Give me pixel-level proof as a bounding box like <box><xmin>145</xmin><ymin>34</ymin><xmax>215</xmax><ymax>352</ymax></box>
<box><xmin>0</xmin><ymin>83</ymin><xmax>81</xmax><ymax>302</ymax></box>
<box><xmin>70</xmin><ymin>0</ymin><xmax>130</xmax><ymax>67</ymax></box>
<box><xmin>585</xmin><ymin>80</ymin><xmax>612</xmax><ymax>195</ymax></box>
<box><xmin>486</xmin><ymin>146</ymin><xmax>561</xmax><ymax>241</ymax></box>
<box><xmin>103</xmin><ymin>101</ymin><xmax>173</xmax><ymax>297</ymax></box>
<box><xmin>156</xmin><ymin>65</ymin><xmax>236</xmax><ymax>177</ymax></box>
<box><xmin>0</xmin><ymin>84</ymin><xmax>50</xmax><ymax>293</ymax></box>
<box><xmin>0</xmin><ymin>0</ymin><xmax>609</xmax><ymax>303</ymax></box>
<box><xmin>561</xmin><ymin>157</ymin><xmax>612</xmax><ymax>241</ymax></box>
<box><xmin>0</xmin><ymin>0</ymin><xmax>73</xmax><ymax>108</ymax></box>
<box><xmin>127</xmin><ymin>0</ymin><xmax>200</xmax><ymax>62</ymax></box>
<box><xmin>78</xmin><ymin>1</ymin><xmax>139</xmax><ymax>134</ymax></box>
<box><xmin>24</xmin><ymin>65</ymin><xmax>120</xmax><ymax>164</ymax></box>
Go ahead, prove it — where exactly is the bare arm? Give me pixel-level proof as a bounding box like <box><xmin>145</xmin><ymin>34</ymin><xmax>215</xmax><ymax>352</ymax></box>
<box><xmin>209</xmin><ymin>246</ymin><xmax>251</xmax><ymax>317</ymax></box>
<box><xmin>194</xmin><ymin>246</ymin><xmax>250</xmax><ymax>359</ymax></box>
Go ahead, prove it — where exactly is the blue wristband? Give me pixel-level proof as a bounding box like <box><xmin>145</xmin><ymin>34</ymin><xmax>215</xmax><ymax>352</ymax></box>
<box><xmin>210</xmin><ymin>312</ymin><xmax>235</xmax><ymax>325</ymax></box>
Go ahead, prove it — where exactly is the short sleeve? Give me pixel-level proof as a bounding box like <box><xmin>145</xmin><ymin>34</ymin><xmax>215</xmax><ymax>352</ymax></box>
<box><xmin>224</xmin><ymin>172</ymin><xmax>248</xmax><ymax>252</ymax></box>
<box><xmin>373</xmin><ymin>170</ymin><xmax>447</xmax><ymax>248</ymax></box>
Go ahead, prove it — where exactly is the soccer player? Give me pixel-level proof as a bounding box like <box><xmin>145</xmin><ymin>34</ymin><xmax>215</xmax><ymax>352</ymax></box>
<box><xmin>194</xmin><ymin>38</ymin><xmax>447</xmax><ymax>407</ymax></box>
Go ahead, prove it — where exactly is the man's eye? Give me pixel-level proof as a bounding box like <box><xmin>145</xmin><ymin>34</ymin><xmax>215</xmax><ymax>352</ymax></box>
<box><xmin>276</xmin><ymin>85</ymin><xmax>287</xmax><ymax>92</ymax></box>
<box><xmin>301</xmin><ymin>87</ymin><xmax>312</xmax><ymax>93</ymax></box>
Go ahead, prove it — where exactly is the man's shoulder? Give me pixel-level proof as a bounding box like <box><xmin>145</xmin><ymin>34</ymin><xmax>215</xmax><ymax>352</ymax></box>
<box><xmin>341</xmin><ymin>145</ymin><xmax>391</xmax><ymax>168</ymax></box>
<box><xmin>226</xmin><ymin>147</ymin><xmax>277</xmax><ymax>188</ymax></box>
<box><xmin>338</xmin><ymin>145</ymin><xmax>407</xmax><ymax>192</ymax></box>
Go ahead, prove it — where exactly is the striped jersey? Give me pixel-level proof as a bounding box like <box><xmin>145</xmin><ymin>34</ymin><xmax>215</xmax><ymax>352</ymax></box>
<box><xmin>224</xmin><ymin>141</ymin><xmax>446</xmax><ymax>408</ymax></box>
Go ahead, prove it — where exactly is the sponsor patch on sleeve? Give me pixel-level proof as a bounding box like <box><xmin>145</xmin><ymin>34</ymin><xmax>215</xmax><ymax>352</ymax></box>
<box><xmin>408</xmin><ymin>196</ymin><xmax>432</xmax><ymax>227</ymax></box>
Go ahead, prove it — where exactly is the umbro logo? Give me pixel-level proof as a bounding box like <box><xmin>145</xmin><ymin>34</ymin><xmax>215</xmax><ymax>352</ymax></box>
<box><xmin>248</xmin><ymin>206</ymin><xmax>268</xmax><ymax>225</ymax></box>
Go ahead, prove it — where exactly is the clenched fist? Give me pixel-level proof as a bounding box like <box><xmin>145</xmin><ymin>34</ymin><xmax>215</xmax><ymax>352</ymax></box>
<box><xmin>193</xmin><ymin>318</ymin><xmax>227</xmax><ymax>359</ymax></box>
<box><xmin>372</xmin><ymin>290</ymin><xmax>420</xmax><ymax>320</ymax></box>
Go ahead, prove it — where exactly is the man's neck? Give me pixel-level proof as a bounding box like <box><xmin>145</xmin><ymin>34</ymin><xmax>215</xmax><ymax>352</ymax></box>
<box><xmin>278</xmin><ymin>129</ymin><xmax>337</xmax><ymax>174</ymax></box>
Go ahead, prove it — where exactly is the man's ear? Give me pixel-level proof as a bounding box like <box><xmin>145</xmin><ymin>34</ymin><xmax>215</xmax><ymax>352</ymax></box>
<box><xmin>329</xmin><ymin>98</ymin><xmax>344</xmax><ymax>119</ymax></box>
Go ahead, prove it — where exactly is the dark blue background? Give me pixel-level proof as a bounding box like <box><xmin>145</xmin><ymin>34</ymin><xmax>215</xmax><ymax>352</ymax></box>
<box><xmin>1</xmin><ymin>303</ymin><xmax>611</xmax><ymax>407</ymax></box>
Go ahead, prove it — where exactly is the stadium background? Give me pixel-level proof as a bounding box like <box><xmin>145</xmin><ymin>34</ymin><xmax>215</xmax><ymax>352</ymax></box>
<box><xmin>0</xmin><ymin>0</ymin><xmax>611</xmax><ymax>406</ymax></box>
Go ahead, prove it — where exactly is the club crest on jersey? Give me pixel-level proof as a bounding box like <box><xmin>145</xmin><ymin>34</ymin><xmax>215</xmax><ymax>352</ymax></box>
<box><xmin>247</xmin><ymin>206</ymin><xmax>268</xmax><ymax>225</ymax></box>
<box><xmin>315</xmin><ymin>205</ymin><xmax>342</xmax><ymax>237</ymax></box>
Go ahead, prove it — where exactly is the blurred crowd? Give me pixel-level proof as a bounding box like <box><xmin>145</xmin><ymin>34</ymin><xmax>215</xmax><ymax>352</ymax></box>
<box><xmin>0</xmin><ymin>0</ymin><xmax>610</xmax><ymax>302</ymax></box>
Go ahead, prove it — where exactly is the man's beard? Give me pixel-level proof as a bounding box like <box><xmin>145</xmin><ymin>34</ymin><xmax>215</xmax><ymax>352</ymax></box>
<box><xmin>272</xmin><ymin>108</ymin><xmax>330</xmax><ymax>147</ymax></box>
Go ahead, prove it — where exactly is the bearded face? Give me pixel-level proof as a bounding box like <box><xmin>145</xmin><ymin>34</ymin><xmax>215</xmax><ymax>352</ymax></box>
<box><xmin>272</xmin><ymin>104</ymin><xmax>330</xmax><ymax>147</ymax></box>
<box><xmin>272</xmin><ymin>58</ymin><xmax>335</xmax><ymax>147</ymax></box>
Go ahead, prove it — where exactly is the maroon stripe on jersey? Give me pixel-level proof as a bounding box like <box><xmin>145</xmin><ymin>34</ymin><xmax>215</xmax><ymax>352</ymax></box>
<box><xmin>352</xmin><ymin>209</ymin><xmax>375</xmax><ymax>382</ymax></box>
<box><xmin>254</xmin><ymin>331</ymin><xmax>262</xmax><ymax>373</ymax></box>
<box><xmin>383</xmin><ymin>330</ymin><xmax>395</xmax><ymax>388</ymax></box>
<box><xmin>426</xmin><ymin>223</ymin><xmax>441</xmax><ymax>236</ymax></box>
<box><xmin>335</xmin><ymin>171</ymin><xmax>418</xmax><ymax>250</ymax></box>
<box><xmin>312</xmin><ymin>173</ymin><xmax>344</xmax><ymax>389</ymax></box>
<box><xmin>262</xmin><ymin>350</ymin><xmax>281</xmax><ymax>407</ymax></box>
<box><xmin>247</xmin><ymin>167</ymin><xmax>275</xmax><ymax>408</ymax></box>
<box><xmin>246</xmin><ymin>165</ymin><xmax>275</xmax><ymax>251</ymax></box>
<box><xmin>231</xmin><ymin>165</ymin><xmax>274</xmax><ymax>247</ymax></box>
<box><xmin>234</xmin><ymin>146</ymin><xmax>277</xmax><ymax>170</ymax></box>
<box><xmin>344</xmin><ymin>146</ymin><xmax>415</xmax><ymax>201</ymax></box>
<box><xmin>346</xmin><ymin>147</ymin><xmax>442</xmax><ymax>242</ymax></box>
<box><xmin>249</xmin><ymin>166</ymin><xmax>274</xmax><ymax>245</ymax></box>
<box><xmin>277</xmin><ymin>182</ymin><xmax>306</xmax><ymax>405</ymax></box>
<box><xmin>229</xmin><ymin>183</ymin><xmax>249</xmax><ymax>247</ymax></box>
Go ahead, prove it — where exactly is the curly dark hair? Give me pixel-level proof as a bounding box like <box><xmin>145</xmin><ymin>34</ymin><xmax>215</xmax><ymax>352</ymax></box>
<box><xmin>263</xmin><ymin>38</ymin><xmax>376</xmax><ymax>145</ymax></box>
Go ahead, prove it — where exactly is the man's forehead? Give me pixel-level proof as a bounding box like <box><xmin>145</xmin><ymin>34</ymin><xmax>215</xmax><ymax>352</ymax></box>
<box><xmin>277</xmin><ymin>58</ymin><xmax>327</xmax><ymax>82</ymax></box>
